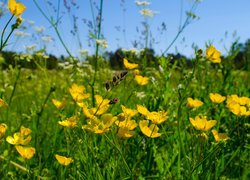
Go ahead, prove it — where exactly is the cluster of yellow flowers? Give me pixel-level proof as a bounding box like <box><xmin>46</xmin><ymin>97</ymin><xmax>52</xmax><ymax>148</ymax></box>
<box><xmin>187</xmin><ymin>93</ymin><xmax>230</xmax><ymax>142</ymax></box>
<box><xmin>6</xmin><ymin>126</ymin><xmax>36</xmax><ymax>159</ymax></box>
<box><xmin>227</xmin><ymin>95</ymin><xmax>250</xmax><ymax>116</ymax></box>
<box><xmin>123</xmin><ymin>58</ymin><xmax>149</xmax><ymax>86</ymax></box>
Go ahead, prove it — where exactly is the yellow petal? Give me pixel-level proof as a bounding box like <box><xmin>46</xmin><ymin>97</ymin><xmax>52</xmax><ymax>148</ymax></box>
<box><xmin>123</xmin><ymin>58</ymin><xmax>138</xmax><ymax>69</ymax></box>
<box><xmin>15</xmin><ymin>146</ymin><xmax>36</xmax><ymax>159</ymax></box>
<box><xmin>55</xmin><ymin>154</ymin><xmax>73</xmax><ymax>166</ymax></box>
<box><xmin>8</xmin><ymin>0</ymin><xmax>26</xmax><ymax>16</ymax></box>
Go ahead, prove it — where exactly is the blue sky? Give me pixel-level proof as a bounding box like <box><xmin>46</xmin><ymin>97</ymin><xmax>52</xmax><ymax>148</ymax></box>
<box><xmin>1</xmin><ymin>0</ymin><xmax>250</xmax><ymax>57</ymax></box>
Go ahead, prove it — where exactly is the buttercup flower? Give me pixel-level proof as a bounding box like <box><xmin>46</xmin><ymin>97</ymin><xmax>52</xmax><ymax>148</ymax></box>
<box><xmin>135</xmin><ymin>75</ymin><xmax>149</xmax><ymax>85</ymax></box>
<box><xmin>187</xmin><ymin>97</ymin><xmax>203</xmax><ymax>108</ymax></box>
<box><xmin>0</xmin><ymin>123</ymin><xmax>7</xmax><ymax>139</ymax></box>
<box><xmin>116</xmin><ymin>119</ymin><xmax>137</xmax><ymax>139</ymax></box>
<box><xmin>139</xmin><ymin>120</ymin><xmax>161</xmax><ymax>138</ymax></box>
<box><xmin>69</xmin><ymin>84</ymin><xmax>90</xmax><ymax>102</ymax></box>
<box><xmin>82</xmin><ymin>114</ymin><xmax>117</xmax><ymax>134</ymax></box>
<box><xmin>52</xmin><ymin>99</ymin><xmax>66</xmax><ymax>110</ymax></box>
<box><xmin>209</xmin><ymin>93</ymin><xmax>226</xmax><ymax>104</ymax></box>
<box><xmin>119</xmin><ymin>105</ymin><xmax>138</xmax><ymax>120</ymax></box>
<box><xmin>189</xmin><ymin>116</ymin><xmax>217</xmax><ymax>131</ymax></box>
<box><xmin>6</xmin><ymin>126</ymin><xmax>32</xmax><ymax>145</ymax></box>
<box><xmin>8</xmin><ymin>0</ymin><xmax>26</xmax><ymax>16</ymax></box>
<box><xmin>137</xmin><ymin>105</ymin><xmax>168</xmax><ymax>124</ymax></box>
<box><xmin>58</xmin><ymin>116</ymin><xmax>79</xmax><ymax>128</ymax></box>
<box><xmin>206</xmin><ymin>45</ymin><xmax>221</xmax><ymax>63</ymax></box>
<box><xmin>82</xmin><ymin>95</ymin><xmax>110</xmax><ymax>118</ymax></box>
<box><xmin>55</xmin><ymin>154</ymin><xmax>73</xmax><ymax>166</ymax></box>
<box><xmin>227</xmin><ymin>95</ymin><xmax>250</xmax><ymax>116</ymax></box>
<box><xmin>123</xmin><ymin>58</ymin><xmax>139</xmax><ymax>70</ymax></box>
<box><xmin>15</xmin><ymin>146</ymin><xmax>36</xmax><ymax>159</ymax></box>
<box><xmin>212</xmin><ymin>130</ymin><xmax>230</xmax><ymax>142</ymax></box>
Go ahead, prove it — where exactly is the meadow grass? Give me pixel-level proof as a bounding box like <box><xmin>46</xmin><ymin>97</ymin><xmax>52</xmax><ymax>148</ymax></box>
<box><xmin>1</xmin><ymin>0</ymin><xmax>250</xmax><ymax>179</ymax></box>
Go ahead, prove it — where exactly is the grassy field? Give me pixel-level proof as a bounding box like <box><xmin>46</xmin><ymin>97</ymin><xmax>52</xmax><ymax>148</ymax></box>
<box><xmin>1</xmin><ymin>0</ymin><xmax>250</xmax><ymax>179</ymax></box>
<box><xmin>0</xmin><ymin>52</ymin><xmax>250</xmax><ymax>179</ymax></box>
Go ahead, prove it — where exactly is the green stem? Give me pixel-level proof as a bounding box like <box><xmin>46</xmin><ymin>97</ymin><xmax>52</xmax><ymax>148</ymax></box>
<box><xmin>32</xmin><ymin>0</ymin><xmax>74</xmax><ymax>58</ymax></box>
<box><xmin>90</xmin><ymin>0</ymin><xmax>104</xmax><ymax>107</ymax></box>
<box><xmin>0</xmin><ymin>15</ymin><xmax>15</xmax><ymax>51</ymax></box>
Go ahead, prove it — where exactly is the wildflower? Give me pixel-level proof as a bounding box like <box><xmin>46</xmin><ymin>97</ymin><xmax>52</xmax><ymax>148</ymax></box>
<box><xmin>8</xmin><ymin>0</ymin><xmax>26</xmax><ymax>16</ymax></box>
<box><xmin>139</xmin><ymin>120</ymin><xmax>161</xmax><ymax>138</ymax></box>
<box><xmin>6</xmin><ymin>126</ymin><xmax>32</xmax><ymax>145</ymax></box>
<box><xmin>82</xmin><ymin>95</ymin><xmax>110</xmax><ymax>118</ymax></box>
<box><xmin>0</xmin><ymin>98</ymin><xmax>8</xmax><ymax>108</ymax></box>
<box><xmin>96</xmin><ymin>39</ymin><xmax>108</xmax><ymax>49</ymax></box>
<box><xmin>55</xmin><ymin>154</ymin><xmax>73</xmax><ymax>166</ymax></box>
<box><xmin>206</xmin><ymin>45</ymin><xmax>221</xmax><ymax>63</ymax></box>
<box><xmin>209</xmin><ymin>93</ymin><xmax>226</xmax><ymax>104</ymax></box>
<box><xmin>119</xmin><ymin>105</ymin><xmax>138</xmax><ymax>120</ymax></box>
<box><xmin>212</xmin><ymin>130</ymin><xmax>230</xmax><ymax>142</ymax></box>
<box><xmin>227</xmin><ymin>95</ymin><xmax>250</xmax><ymax>116</ymax></box>
<box><xmin>69</xmin><ymin>84</ymin><xmax>90</xmax><ymax>102</ymax></box>
<box><xmin>58</xmin><ymin>116</ymin><xmax>79</xmax><ymax>128</ymax></box>
<box><xmin>139</xmin><ymin>9</ymin><xmax>159</xmax><ymax>17</ymax></box>
<box><xmin>20</xmin><ymin>126</ymin><xmax>32</xmax><ymax>136</ymax></box>
<box><xmin>137</xmin><ymin>105</ymin><xmax>168</xmax><ymax>124</ymax></box>
<box><xmin>135</xmin><ymin>75</ymin><xmax>149</xmax><ymax>85</ymax></box>
<box><xmin>116</xmin><ymin>119</ymin><xmax>137</xmax><ymax>139</ymax></box>
<box><xmin>82</xmin><ymin>114</ymin><xmax>117</xmax><ymax>134</ymax></box>
<box><xmin>0</xmin><ymin>123</ymin><xmax>7</xmax><ymax>139</ymax></box>
<box><xmin>187</xmin><ymin>97</ymin><xmax>203</xmax><ymax>108</ymax></box>
<box><xmin>135</xmin><ymin>1</ymin><xmax>151</xmax><ymax>6</ymax></box>
<box><xmin>123</xmin><ymin>58</ymin><xmax>138</xmax><ymax>70</ymax></box>
<box><xmin>15</xmin><ymin>146</ymin><xmax>36</xmax><ymax>159</ymax></box>
<box><xmin>189</xmin><ymin>116</ymin><xmax>217</xmax><ymax>131</ymax></box>
<box><xmin>52</xmin><ymin>99</ymin><xmax>66</xmax><ymax>110</ymax></box>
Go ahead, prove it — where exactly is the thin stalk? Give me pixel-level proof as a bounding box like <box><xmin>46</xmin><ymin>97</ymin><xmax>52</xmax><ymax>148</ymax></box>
<box><xmin>32</xmin><ymin>0</ymin><xmax>73</xmax><ymax>58</ymax></box>
<box><xmin>0</xmin><ymin>15</ymin><xmax>14</xmax><ymax>51</ymax></box>
<box><xmin>90</xmin><ymin>0</ymin><xmax>104</xmax><ymax>107</ymax></box>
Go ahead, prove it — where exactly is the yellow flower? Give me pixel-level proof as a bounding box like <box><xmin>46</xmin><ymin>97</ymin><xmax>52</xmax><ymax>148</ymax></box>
<box><xmin>52</xmin><ymin>99</ymin><xmax>66</xmax><ymax>110</ymax></box>
<box><xmin>135</xmin><ymin>75</ymin><xmax>149</xmax><ymax>86</ymax></box>
<box><xmin>116</xmin><ymin>119</ymin><xmax>137</xmax><ymax>130</ymax></box>
<box><xmin>137</xmin><ymin>105</ymin><xmax>168</xmax><ymax>124</ymax></box>
<box><xmin>117</xmin><ymin>127</ymin><xmax>135</xmax><ymax>139</ymax></box>
<box><xmin>6</xmin><ymin>126</ymin><xmax>32</xmax><ymax>145</ymax></box>
<box><xmin>8</xmin><ymin>0</ymin><xmax>26</xmax><ymax>16</ymax></box>
<box><xmin>15</xmin><ymin>146</ymin><xmax>36</xmax><ymax>159</ymax></box>
<box><xmin>227</xmin><ymin>95</ymin><xmax>250</xmax><ymax>116</ymax></box>
<box><xmin>123</xmin><ymin>58</ymin><xmax>138</xmax><ymax>69</ymax></box>
<box><xmin>69</xmin><ymin>84</ymin><xmax>90</xmax><ymax>102</ymax></box>
<box><xmin>119</xmin><ymin>105</ymin><xmax>138</xmax><ymax>120</ymax></box>
<box><xmin>58</xmin><ymin>116</ymin><xmax>79</xmax><ymax>128</ymax></box>
<box><xmin>139</xmin><ymin>120</ymin><xmax>161</xmax><ymax>138</ymax></box>
<box><xmin>0</xmin><ymin>123</ymin><xmax>7</xmax><ymax>139</ymax></box>
<box><xmin>19</xmin><ymin>126</ymin><xmax>32</xmax><ymax>136</ymax></box>
<box><xmin>82</xmin><ymin>114</ymin><xmax>117</xmax><ymax>134</ymax></box>
<box><xmin>55</xmin><ymin>154</ymin><xmax>73</xmax><ymax>166</ymax></box>
<box><xmin>212</xmin><ymin>130</ymin><xmax>230</xmax><ymax>142</ymax></box>
<box><xmin>6</xmin><ymin>133</ymin><xmax>32</xmax><ymax>145</ymax></box>
<box><xmin>0</xmin><ymin>99</ymin><xmax>8</xmax><ymax>108</ymax></box>
<box><xmin>187</xmin><ymin>97</ymin><xmax>203</xmax><ymax>108</ymax></box>
<box><xmin>206</xmin><ymin>45</ymin><xmax>221</xmax><ymax>63</ymax></box>
<box><xmin>189</xmin><ymin>116</ymin><xmax>217</xmax><ymax>131</ymax></box>
<box><xmin>209</xmin><ymin>93</ymin><xmax>226</xmax><ymax>104</ymax></box>
<box><xmin>82</xmin><ymin>95</ymin><xmax>110</xmax><ymax>118</ymax></box>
